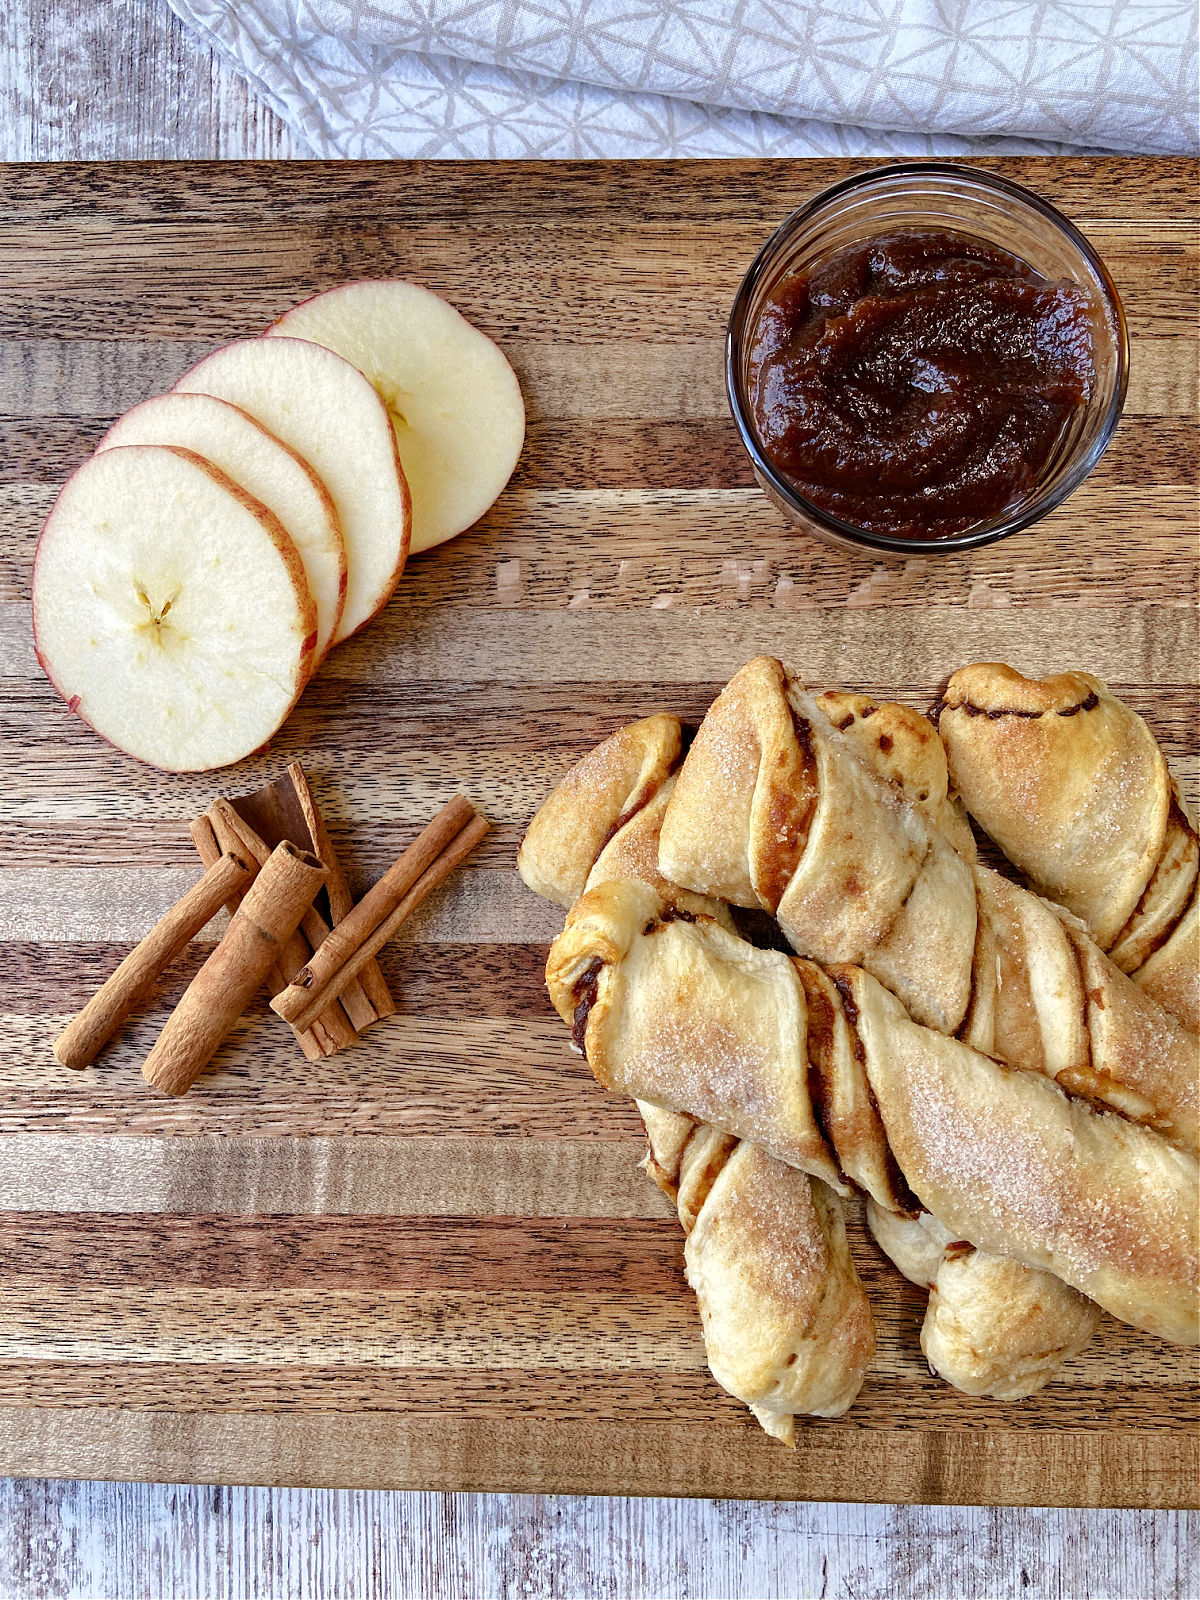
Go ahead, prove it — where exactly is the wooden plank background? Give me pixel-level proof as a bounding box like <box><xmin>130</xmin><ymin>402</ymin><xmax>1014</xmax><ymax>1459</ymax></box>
<box><xmin>0</xmin><ymin>157</ymin><xmax>1196</xmax><ymax>1516</ymax></box>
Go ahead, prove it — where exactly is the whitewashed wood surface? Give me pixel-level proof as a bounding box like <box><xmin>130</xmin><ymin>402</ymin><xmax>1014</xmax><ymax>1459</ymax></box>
<box><xmin>1</xmin><ymin>2</ymin><xmax>1198</xmax><ymax>1597</ymax></box>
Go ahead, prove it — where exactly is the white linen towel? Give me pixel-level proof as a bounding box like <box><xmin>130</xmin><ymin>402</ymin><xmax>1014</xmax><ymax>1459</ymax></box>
<box><xmin>165</xmin><ymin>0</ymin><xmax>1199</xmax><ymax>157</ymax></box>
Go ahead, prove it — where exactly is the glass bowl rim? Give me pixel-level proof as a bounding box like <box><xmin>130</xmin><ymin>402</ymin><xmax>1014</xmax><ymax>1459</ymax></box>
<box><xmin>725</xmin><ymin>160</ymin><xmax>1131</xmax><ymax>557</ymax></box>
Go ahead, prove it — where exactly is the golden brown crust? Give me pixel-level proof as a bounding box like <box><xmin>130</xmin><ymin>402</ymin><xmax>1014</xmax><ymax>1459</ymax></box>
<box><xmin>1062</xmin><ymin>915</ymin><xmax>1199</xmax><ymax>1149</ymax></box>
<box><xmin>845</xmin><ymin>965</ymin><xmax>1199</xmax><ymax>1347</ymax></box>
<box><xmin>964</xmin><ymin>867</ymin><xmax>1090</xmax><ymax>1081</ymax></box>
<box><xmin>662</xmin><ymin>659</ymin><xmax>977</xmax><ymax>1036</ymax></box>
<box><xmin>816</xmin><ymin>691</ymin><xmax>977</xmax><ymax>863</ymax></box>
<box><xmin>865</xmin><ymin>1201</ymin><xmax>1102</xmax><ymax>1398</ymax></box>
<box><xmin>639</xmin><ymin>1065</ymin><xmax>875</xmax><ymax>1440</ymax></box>
<box><xmin>796</xmin><ymin>959</ymin><xmax>911</xmax><ymax>1212</ymax></box>
<box><xmin>517</xmin><ymin>714</ymin><xmax>682</xmax><ymax>907</ymax></box>
<box><xmin>587</xmin><ymin>777</ymin><xmax>733</xmax><ymax>927</ymax></box>
<box><xmin>938</xmin><ymin>664</ymin><xmax>1175</xmax><ymax>951</ymax></box>
<box><xmin>658</xmin><ymin>656</ymin><xmax>816</xmax><ymax>909</ymax></box>
<box><xmin>920</xmin><ymin>1249</ymin><xmax>1101</xmax><ymax>1400</ymax></box>
<box><xmin>1135</xmin><ymin>889</ymin><xmax>1200</xmax><ymax>1034</ymax></box>
<box><xmin>1108</xmin><ymin>786</ymin><xmax>1200</xmax><ymax>975</ymax></box>
<box><xmin>548</xmin><ymin>880</ymin><xmax>844</xmax><ymax>1188</ymax></box>
<box><xmin>636</xmin><ymin>1100</ymin><xmax>699</xmax><ymax>1200</ymax></box>
<box><xmin>687</xmin><ymin>1158</ymin><xmax>875</xmax><ymax>1431</ymax></box>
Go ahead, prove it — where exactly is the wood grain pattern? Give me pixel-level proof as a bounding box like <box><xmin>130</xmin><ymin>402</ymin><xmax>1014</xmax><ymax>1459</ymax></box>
<box><xmin>0</xmin><ymin>157</ymin><xmax>1196</xmax><ymax>1509</ymax></box>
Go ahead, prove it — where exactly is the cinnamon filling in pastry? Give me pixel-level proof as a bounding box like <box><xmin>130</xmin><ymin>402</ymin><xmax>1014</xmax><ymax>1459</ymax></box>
<box><xmin>570</xmin><ymin>958</ymin><xmax>603</xmax><ymax>1056</ymax></box>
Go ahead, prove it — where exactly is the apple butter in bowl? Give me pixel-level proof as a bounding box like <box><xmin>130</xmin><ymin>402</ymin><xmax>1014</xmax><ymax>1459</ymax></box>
<box><xmin>727</xmin><ymin>165</ymin><xmax>1127</xmax><ymax>557</ymax></box>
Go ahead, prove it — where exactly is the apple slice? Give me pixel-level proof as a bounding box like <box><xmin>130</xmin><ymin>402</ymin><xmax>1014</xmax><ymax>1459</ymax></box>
<box><xmin>266</xmin><ymin>281</ymin><xmax>525</xmax><ymax>554</ymax></box>
<box><xmin>174</xmin><ymin>337</ymin><xmax>410</xmax><ymax>642</ymax></box>
<box><xmin>32</xmin><ymin>444</ymin><xmax>317</xmax><ymax>773</ymax></box>
<box><xmin>98</xmin><ymin>391</ymin><xmax>347</xmax><ymax>662</ymax></box>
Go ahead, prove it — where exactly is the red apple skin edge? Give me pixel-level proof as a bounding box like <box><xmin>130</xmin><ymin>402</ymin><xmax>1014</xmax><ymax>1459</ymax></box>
<box><xmin>31</xmin><ymin>445</ymin><xmax>319</xmax><ymax>774</ymax></box>
<box><xmin>170</xmin><ymin>337</ymin><xmax>412</xmax><ymax>643</ymax></box>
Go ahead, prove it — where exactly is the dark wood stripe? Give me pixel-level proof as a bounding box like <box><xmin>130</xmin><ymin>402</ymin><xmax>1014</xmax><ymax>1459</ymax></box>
<box><xmin>0</xmin><ymin>1363</ymin><xmax>1193</xmax><ymax>1433</ymax></box>
<box><xmin>0</xmin><ymin>941</ymin><xmax>553</xmax><ymax>1017</ymax></box>
<box><xmin>0</xmin><ymin>1213</ymin><xmax>685</xmax><ymax>1294</ymax></box>
<box><xmin>0</xmin><ymin>159</ymin><xmax>1192</xmax><ymax>227</ymax></box>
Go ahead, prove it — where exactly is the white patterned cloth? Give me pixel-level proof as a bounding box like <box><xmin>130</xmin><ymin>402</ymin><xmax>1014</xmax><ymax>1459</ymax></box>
<box><xmin>166</xmin><ymin>0</ymin><xmax>1198</xmax><ymax>157</ymax></box>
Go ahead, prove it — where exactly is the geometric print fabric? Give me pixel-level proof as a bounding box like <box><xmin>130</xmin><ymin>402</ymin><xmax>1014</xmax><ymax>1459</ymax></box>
<box><xmin>165</xmin><ymin>0</ymin><xmax>1199</xmax><ymax>158</ymax></box>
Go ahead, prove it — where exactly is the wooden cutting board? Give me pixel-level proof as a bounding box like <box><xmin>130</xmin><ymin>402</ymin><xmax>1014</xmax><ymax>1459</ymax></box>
<box><xmin>0</xmin><ymin>158</ymin><xmax>1196</xmax><ymax>1509</ymax></box>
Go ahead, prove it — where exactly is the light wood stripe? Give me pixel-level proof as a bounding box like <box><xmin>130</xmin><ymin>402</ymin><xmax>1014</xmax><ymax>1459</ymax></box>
<box><xmin>0</xmin><ymin>865</ymin><xmax>561</xmax><ymax>942</ymax></box>
<box><xmin>0</xmin><ymin>335</ymin><xmax>1192</xmax><ymax>423</ymax></box>
<box><xmin>334</xmin><ymin>604</ymin><xmax>1197</xmax><ymax>688</ymax></box>
<box><xmin>0</xmin><ymin>1134</ymin><xmax>672</xmax><ymax>1218</ymax></box>
<box><xmin>0</xmin><ymin>1409</ymin><xmax>1192</xmax><ymax>1506</ymax></box>
<box><xmin>11</xmin><ymin>601</ymin><xmax>1196</xmax><ymax>688</ymax></box>
<box><xmin>5</xmin><ymin>482</ymin><xmax>1198</xmax><ymax>611</ymax></box>
<box><xmin>10</xmin><ymin>601</ymin><xmax>1190</xmax><ymax>688</ymax></box>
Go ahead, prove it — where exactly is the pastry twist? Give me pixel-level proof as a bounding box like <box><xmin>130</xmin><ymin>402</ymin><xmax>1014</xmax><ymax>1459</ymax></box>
<box><xmin>527</xmin><ymin>709</ymin><xmax>1104</xmax><ymax>1399</ymax></box>
<box><xmin>519</xmin><ymin>716</ymin><xmax>874</xmax><ymax>1439</ymax></box>
<box><xmin>640</xmin><ymin>1104</ymin><xmax>875</xmax><ymax>1440</ymax></box>
<box><xmin>937</xmin><ymin>663</ymin><xmax>1199</xmax><ymax>1033</ymax></box>
<box><xmin>659</xmin><ymin>657</ymin><xmax>1197</xmax><ymax>1151</ymax></box>
<box><xmin>548</xmin><ymin>880</ymin><xmax>1199</xmax><ymax>1347</ymax></box>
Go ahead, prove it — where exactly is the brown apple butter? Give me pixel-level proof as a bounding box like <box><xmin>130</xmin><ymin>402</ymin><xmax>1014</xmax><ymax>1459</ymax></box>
<box><xmin>747</xmin><ymin>229</ymin><xmax>1102</xmax><ymax>540</ymax></box>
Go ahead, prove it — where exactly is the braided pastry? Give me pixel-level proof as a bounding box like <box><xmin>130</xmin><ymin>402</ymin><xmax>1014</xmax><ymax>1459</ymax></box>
<box><xmin>660</xmin><ymin>657</ymin><xmax>1197</xmax><ymax>1151</ymax></box>
<box><xmin>519</xmin><ymin>717</ymin><xmax>874</xmax><ymax>1438</ymax></box>
<box><xmin>527</xmin><ymin>708</ymin><xmax>1107</xmax><ymax>1399</ymax></box>
<box><xmin>548</xmin><ymin>882</ymin><xmax>1199</xmax><ymax>1347</ymax></box>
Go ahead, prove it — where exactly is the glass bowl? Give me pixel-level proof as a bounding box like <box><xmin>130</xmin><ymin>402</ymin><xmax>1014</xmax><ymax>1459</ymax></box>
<box><xmin>726</xmin><ymin>162</ymin><xmax>1129</xmax><ymax>558</ymax></box>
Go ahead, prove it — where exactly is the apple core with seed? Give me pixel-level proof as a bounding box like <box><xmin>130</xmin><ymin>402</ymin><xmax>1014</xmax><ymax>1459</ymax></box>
<box><xmin>32</xmin><ymin>444</ymin><xmax>317</xmax><ymax>772</ymax></box>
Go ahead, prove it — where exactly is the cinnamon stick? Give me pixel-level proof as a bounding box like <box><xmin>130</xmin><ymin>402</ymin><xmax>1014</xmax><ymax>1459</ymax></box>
<box><xmin>208</xmin><ymin>798</ymin><xmax>360</xmax><ymax>1053</ymax></box>
<box><xmin>53</xmin><ymin>850</ymin><xmax>253</xmax><ymax>1072</ymax></box>
<box><xmin>189</xmin><ymin>817</ymin><xmax>248</xmax><ymax>919</ymax></box>
<box><xmin>221</xmin><ymin>766</ymin><xmax>386</xmax><ymax>1031</ymax></box>
<box><xmin>273</xmin><ymin>807</ymin><xmax>489</xmax><ymax>1033</ymax></box>
<box><xmin>285</xmin><ymin>762</ymin><xmax>395</xmax><ymax>1024</ymax></box>
<box><xmin>190</xmin><ymin>811</ymin><xmax>325</xmax><ymax>1064</ymax></box>
<box><xmin>276</xmin><ymin>795</ymin><xmax>475</xmax><ymax>1006</ymax></box>
<box><xmin>142</xmin><ymin>842</ymin><xmax>328</xmax><ymax>1097</ymax></box>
